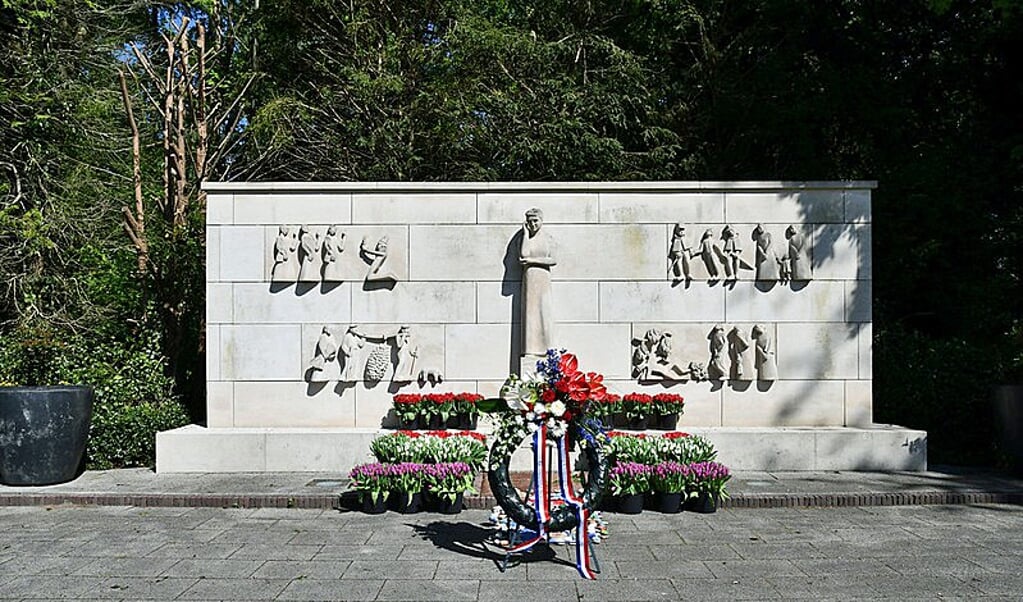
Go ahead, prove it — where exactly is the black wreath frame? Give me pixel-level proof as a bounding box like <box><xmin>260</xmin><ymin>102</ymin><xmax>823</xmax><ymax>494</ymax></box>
<box><xmin>487</xmin><ymin>424</ymin><xmax>609</xmax><ymax>532</ymax></box>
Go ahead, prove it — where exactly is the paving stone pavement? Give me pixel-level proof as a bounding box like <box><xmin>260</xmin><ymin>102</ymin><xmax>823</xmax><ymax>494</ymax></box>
<box><xmin>1</xmin><ymin>503</ymin><xmax>1022</xmax><ymax>600</ymax></box>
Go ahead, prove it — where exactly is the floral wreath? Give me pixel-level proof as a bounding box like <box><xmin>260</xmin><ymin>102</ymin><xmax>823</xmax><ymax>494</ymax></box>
<box><xmin>479</xmin><ymin>349</ymin><xmax>609</xmax><ymax>534</ymax></box>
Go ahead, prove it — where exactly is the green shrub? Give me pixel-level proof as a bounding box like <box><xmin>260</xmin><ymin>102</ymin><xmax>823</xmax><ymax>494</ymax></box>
<box><xmin>0</xmin><ymin>323</ymin><xmax>190</xmax><ymax>468</ymax></box>
<box><xmin>874</xmin><ymin>326</ymin><xmax>1001</xmax><ymax>466</ymax></box>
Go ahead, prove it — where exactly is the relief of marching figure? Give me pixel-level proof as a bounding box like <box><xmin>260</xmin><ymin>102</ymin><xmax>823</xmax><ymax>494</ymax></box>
<box><xmin>727</xmin><ymin>326</ymin><xmax>754</xmax><ymax>381</ymax></box>
<box><xmin>706</xmin><ymin>324</ymin><xmax>728</xmax><ymax>380</ymax></box>
<box><xmin>752</xmin><ymin>224</ymin><xmax>783</xmax><ymax>282</ymax></box>
<box><xmin>752</xmin><ymin>324</ymin><xmax>779</xmax><ymax>381</ymax></box>
<box><xmin>668</xmin><ymin>223</ymin><xmax>694</xmax><ymax>283</ymax></box>
<box><xmin>297</xmin><ymin>225</ymin><xmax>321</xmax><ymax>281</ymax></box>
<box><xmin>720</xmin><ymin>225</ymin><xmax>753</xmax><ymax>280</ymax></box>
<box><xmin>321</xmin><ymin>226</ymin><xmax>346</xmax><ymax>282</ymax></box>
<box><xmin>270</xmin><ymin>225</ymin><xmax>299</xmax><ymax>282</ymax></box>
<box><xmin>783</xmin><ymin>225</ymin><xmax>812</xmax><ymax>282</ymax></box>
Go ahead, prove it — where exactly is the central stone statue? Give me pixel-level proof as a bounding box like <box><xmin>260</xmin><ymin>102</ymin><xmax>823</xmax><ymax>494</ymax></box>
<box><xmin>519</xmin><ymin>207</ymin><xmax>556</xmax><ymax>357</ymax></box>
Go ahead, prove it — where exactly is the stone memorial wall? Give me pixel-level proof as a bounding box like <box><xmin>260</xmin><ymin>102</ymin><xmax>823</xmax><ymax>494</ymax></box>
<box><xmin>157</xmin><ymin>181</ymin><xmax>926</xmax><ymax>473</ymax></box>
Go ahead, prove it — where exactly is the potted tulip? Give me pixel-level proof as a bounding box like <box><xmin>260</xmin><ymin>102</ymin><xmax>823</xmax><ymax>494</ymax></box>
<box><xmin>650</xmin><ymin>461</ymin><xmax>691</xmax><ymax>513</ymax></box>
<box><xmin>423</xmin><ymin>461</ymin><xmax>476</xmax><ymax>514</ymax></box>
<box><xmin>348</xmin><ymin>462</ymin><xmax>391</xmax><ymax>514</ymax></box>
<box><xmin>387</xmin><ymin>462</ymin><xmax>425</xmax><ymax>514</ymax></box>
<box><xmin>392</xmin><ymin>394</ymin><xmax>425</xmax><ymax>430</ymax></box>
<box><xmin>622</xmin><ymin>393</ymin><xmax>654</xmax><ymax>430</ymax></box>
<box><xmin>685</xmin><ymin>461</ymin><xmax>731</xmax><ymax>513</ymax></box>
<box><xmin>424</xmin><ymin>393</ymin><xmax>455</xmax><ymax>429</ymax></box>
<box><xmin>454</xmin><ymin>393</ymin><xmax>482</xmax><ymax>430</ymax></box>
<box><xmin>609</xmin><ymin>461</ymin><xmax>651</xmax><ymax>514</ymax></box>
<box><xmin>651</xmin><ymin>393</ymin><xmax>685</xmax><ymax>430</ymax></box>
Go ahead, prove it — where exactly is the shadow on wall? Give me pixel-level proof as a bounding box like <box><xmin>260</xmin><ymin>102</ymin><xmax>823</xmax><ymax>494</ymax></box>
<box><xmin>501</xmin><ymin>229</ymin><xmax>524</xmax><ymax>376</ymax></box>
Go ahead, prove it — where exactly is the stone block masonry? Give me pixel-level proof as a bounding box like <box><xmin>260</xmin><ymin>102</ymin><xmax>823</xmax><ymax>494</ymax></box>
<box><xmin>158</xmin><ymin>181</ymin><xmax>926</xmax><ymax>472</ymax></box>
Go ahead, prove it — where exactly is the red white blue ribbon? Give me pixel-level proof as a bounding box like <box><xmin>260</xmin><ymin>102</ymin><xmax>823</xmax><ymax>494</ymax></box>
<box><xmin>556</xmin><ymin>432</ymin><xmax>596</xmax><ymax>579</ymax></box>
<box><xmin>507</xmin><ymin>423</ymin><xmax>548</xmax><ymax>554</ymax></box>
<box><xmin>507</xmin><ymin>423</ymin><xmax>596</xmax><ymax>580</ymax></box>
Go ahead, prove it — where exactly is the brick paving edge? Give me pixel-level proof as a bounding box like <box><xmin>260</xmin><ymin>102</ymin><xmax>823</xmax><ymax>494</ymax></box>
<box><xmin>1</xmin><ymin>490</ymin><xmax>1020</xmax><ymax>510</ymax></box>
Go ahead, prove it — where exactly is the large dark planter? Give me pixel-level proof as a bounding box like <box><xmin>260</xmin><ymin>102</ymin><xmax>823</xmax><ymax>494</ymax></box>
<box><xmin>616</xmin><ymin>493</ymin><xmax>645</xmax><ymax>514</ymax></box>
<box><xmin>654</xmin><ymin>491</ymin><xmax>684</xmax><ymax>514</ymax></box>
<box><xmin>628</xmin><ymin>416</ymin><xmax>649</xmax><ymax>431</ymax></box>
<box><xmin>427</xmin><ymin>492</ymin><xmax>463</xmax><ymax>514</ymax></box>
<box><xmin>389</xmin><ymin>490</ymin><xmax>424</xmax><ymax>514</ymax></box>
<box><xmin>994</xmin><ymin>385</ymin><xmax>1023</xmax><ymax>476</ymax></box>
<box><xmin>458</xmin><ymin>414</ymin><xmax>478</xmax><ymax>430</ymax></box>
<box><xmin>360</xmin><ymin>493</ymin><xmax>388</xmax><ymax>514</ymax></box>
<box><xmin>685</xmin><ymin>491</ymin><xmax>719</xmax><ymax>514</ymax></box>
<box><xmin>0</xmin><ymin>386</ymin><xmax>93</xmax><ymax>486</ymax></box>
<box><xmin>427</xmin><ymin>414</ymin><xmax>445</xmax><ymax>430</ymax></box>
<box><xmin>654</xmin><ymin>414</ymin><xmax>679</xmax><ymax>431</ymax></box>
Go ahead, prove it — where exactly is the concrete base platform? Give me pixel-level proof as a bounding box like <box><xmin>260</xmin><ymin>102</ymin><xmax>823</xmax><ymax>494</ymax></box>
<box><xmin>156</xmin><ymin>424</ymin><xmax>927</xmax><ymax>473</ymax></box>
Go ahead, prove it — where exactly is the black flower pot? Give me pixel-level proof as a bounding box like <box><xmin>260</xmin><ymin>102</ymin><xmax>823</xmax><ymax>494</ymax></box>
<box><xmin>427</xmin><ymin>415</ymin><xmax>445</xmax><ymax>430</ymax></box>
<box><xmin>398</xmin><ymin>416</ymin><xmax>419</xmax><ymax>430</ymax></box>
<box><xmin>655</xmin><ymin>414</ymin><xmax>679</xmax><ymax>431</ymax></box>
<box><xmin>655</xmin><ymin>492</ymin><xmax>684</xmax><ymax>514</ymax></box>
<box><xmin>628</xmin><ymin>416</ymin><xmax>649</xmax><ymax>431</ymax></box>
<box><xmin>360</xmin><ymin>494</ymin><xmax>388</xmax><ymax>514</ymax></box>
<box><xmin>390</xmin><ymin>491</ymin><xmax>423</xmax><ymax>514</ymax></box>
<box><xmin>0</xmin><ymin>386</ymin><xmax>93</xmax><ymax>486</ymax></box>
<box><xmin>428</xmin><ymin>492</ymin><xmax>463</xmax><ymax>514</ymax></box>
<box><xmin>458</xmin><ymin>414</ymin><xmax>478</xmax><ymax>430</ymax></box>
<box><xmin>616</xmin><ymin>493</ymin><xmax>645</xmax><ymax>514</ymax></box>
<box><xmin>684</xmin><ymin>491</ymin><xmax>718</xmax><ymax>514</ymax></box>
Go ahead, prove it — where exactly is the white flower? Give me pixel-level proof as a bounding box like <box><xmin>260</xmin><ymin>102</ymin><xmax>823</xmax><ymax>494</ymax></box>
<box><xmin>549</xmin><ymin>400</ymin><xmax>566</xmax><ymax>417</ymax></box>
<box><xmin>527</xmin><ymin>422</ymin><xmax>539</xmax><ymax>433</ymax></box>
<box><xmin>501</xmin><ymin>376</ymin><xmax>539</xmax><ymax>411</ymax></box>
<box><xmin>525</xmin><ymin>411</ymin><xmax>536</xmax><ymax>422</ymax></box>
<box><xmin>534</xmin><ymin>403</ymin><xmax>547</xmax><ymax>416</ymax></box>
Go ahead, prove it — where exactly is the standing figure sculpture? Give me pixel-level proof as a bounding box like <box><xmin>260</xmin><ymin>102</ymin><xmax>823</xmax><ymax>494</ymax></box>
<box><xmin>308</xmin><ymin>326</ymin><xmax>338</xmax><ymax>383</ymax></box>
<box><xmin>752</xmin><ymin>324</ymin><xmax>778</xmax><ymax>381</ymax></box>
<box><xmin>321</xmin><ymin>226</ymin><xmax>346</xmax><ymax>281</ymax></box>
<box><xmin>698</xmin><ymin>229</ymin><xmax>724</xmax><ymax>280</ymax></box>
<box><xmin>721</xmin><ymin>224</ymin><xmax>751</xmax><ymax>281</ymax></box>
<box><xmin>339</xmin><ymin>325</ymin><xmax>365</xmax><ymax>383</ymax></box>
<box><xmin>297</xmin><ymin>225</ymin><xmax>321</xmax><ymax>281</ymax></box>
<box><xmin>270</xmin><ymin>225</ymin><xmax>299</xmax><ymax>282</ymax></box>
<box><xmin>519</xmin><ymin>208</ymin><xmax>556</xmax><ymax>357</ymax></box>
<box><xmin>392</xmin><ymin>325</ymin><xmax>419</xmax><ymax>383</ymax></box>
<box><xmin>727</xmin><ymin>326</ymin><xmax>753</xmax><ymax>381</ymax></box>
<box><xmin>667</xmin><ymin>223</ymin><xmax>693</xmax><ymax>283</ymax></box>
<box><xmin>752</xmin><ymin>224</ymin><xmax>782</xmax><ymax>282</ymax></box>
<box><xmin>360</xmin><ymin>235</ymin><xmax>399</xmax><ymax>284</ymax></box>
<box><xmin>785</xmin><ymin>225</ymin><xmax>812</xmax><ymax>282</ymax></box>
<box><xmin>707</xmin><ymin>324</ymin><xmax>728</xmax><ymax>380</ymax></box>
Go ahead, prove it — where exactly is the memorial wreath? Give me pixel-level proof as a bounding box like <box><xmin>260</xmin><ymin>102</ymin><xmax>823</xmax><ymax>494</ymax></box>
<box><xmin>478</xmin><ymin>348</ymin><xmax>610</xmax><ymax>579</ymax></box>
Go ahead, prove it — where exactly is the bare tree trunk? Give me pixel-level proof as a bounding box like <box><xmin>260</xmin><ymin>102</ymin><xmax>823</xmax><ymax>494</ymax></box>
<box><xmin>118</xmin><ymin>70</ymin><xmax>148</xmax><ymax>274</ymax></box>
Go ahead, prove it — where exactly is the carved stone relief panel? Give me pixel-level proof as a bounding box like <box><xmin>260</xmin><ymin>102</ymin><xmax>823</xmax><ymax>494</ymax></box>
<box><xmin>301</xmin><ymin>323</ymin><xmax>443</xmax><ymax>385</ymax></box>
<box><xmin>631</xmin><ymin>323</ymin><xmax>779</xmax><ymax>383</ymax></box>
<box><xmin>667</xmin><ymin>223</ymin><xmax>757</xmax><ymax>282</ymax></box>
<box><xmin>266</xmin><ymin>225</ymin><xmax>409</xmax><ymax>284</ymax></box>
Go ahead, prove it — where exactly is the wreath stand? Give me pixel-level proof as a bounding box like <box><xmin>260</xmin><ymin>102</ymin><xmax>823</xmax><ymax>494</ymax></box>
<box><xmin>488</xmin><ymin>423</ymin><xmax>608</xmax><ymax>580</ymax></box>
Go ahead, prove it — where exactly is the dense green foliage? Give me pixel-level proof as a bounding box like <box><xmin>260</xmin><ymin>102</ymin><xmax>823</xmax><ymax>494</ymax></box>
<box><xmin>0</xmin><ymin>0</ymin><xmax>1020</xmax><ymax>466</ymax></box>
